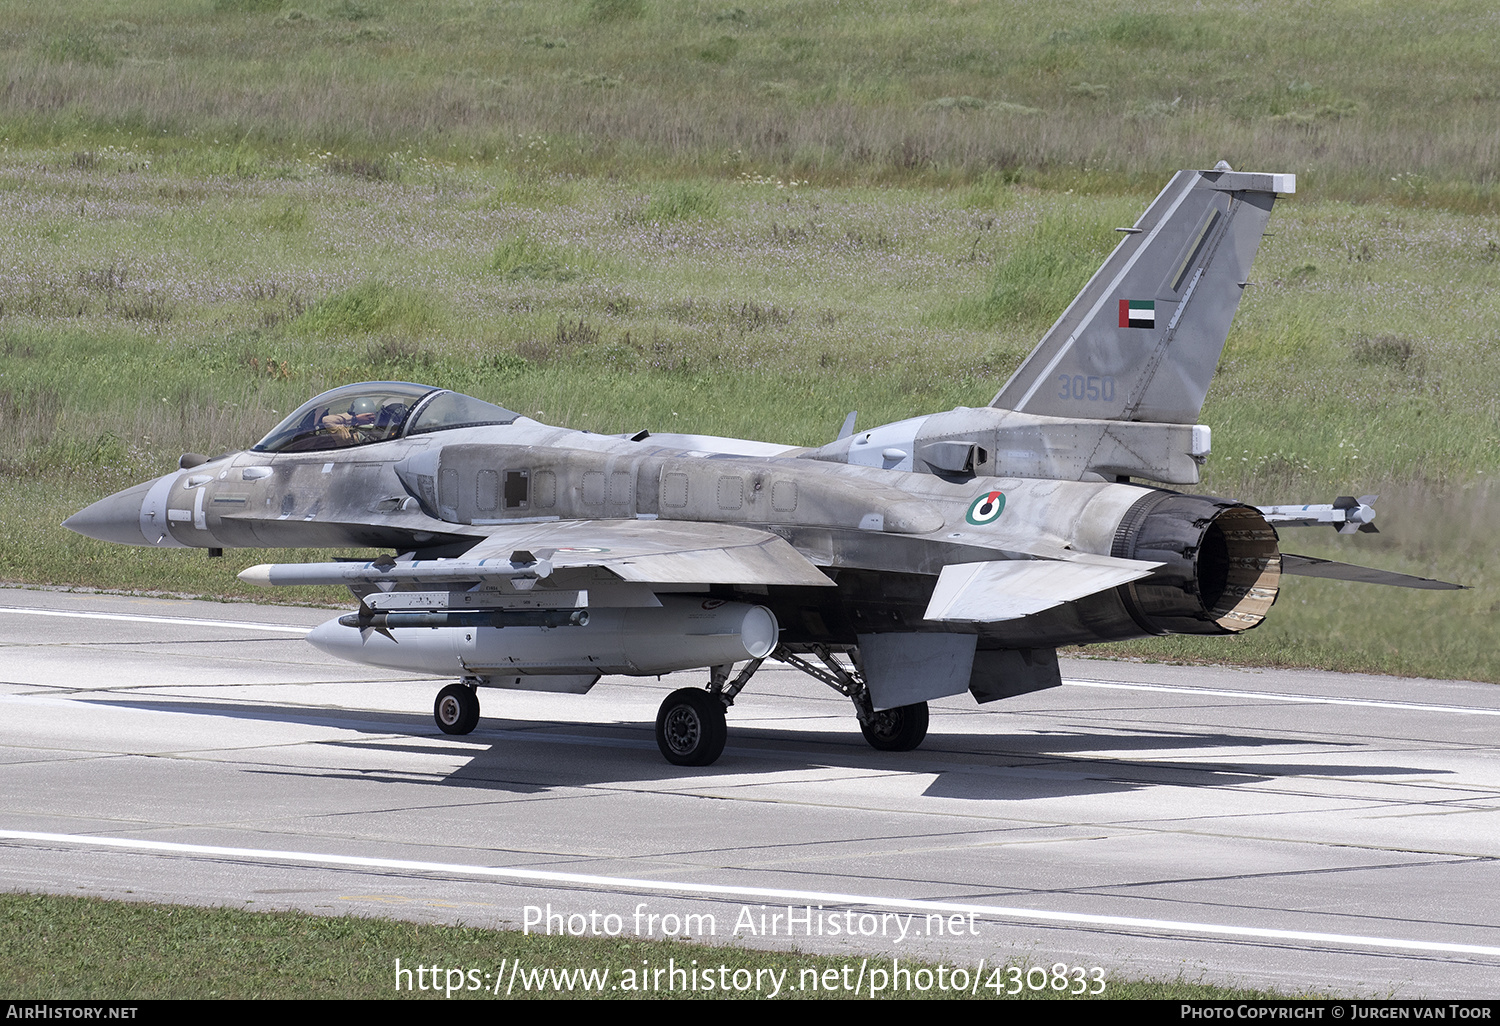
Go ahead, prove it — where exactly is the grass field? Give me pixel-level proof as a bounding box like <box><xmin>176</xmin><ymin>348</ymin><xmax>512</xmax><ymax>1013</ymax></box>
<box><xmin>0</xmin><ymin>892</ymin><xmax>1301</xmax><ymax>1000</ymax></box>
<box><xmin>4</xmin><ymin>0</ymin><xmax>1500</xmax><ymax>208</ymax></box>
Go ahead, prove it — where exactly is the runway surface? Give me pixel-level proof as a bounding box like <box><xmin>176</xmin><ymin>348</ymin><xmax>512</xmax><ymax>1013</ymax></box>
<box><xmin>2</xmin><ymin>586</ymin><xmax>1497</xmax><ymax>998</ymax></box>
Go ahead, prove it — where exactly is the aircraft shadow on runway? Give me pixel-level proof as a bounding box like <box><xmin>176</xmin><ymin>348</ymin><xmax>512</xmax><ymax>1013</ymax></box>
<box><xmin>82</xmin><ymin>696</ymin><xmax>1444</xmax><ymax>801</ymax></box>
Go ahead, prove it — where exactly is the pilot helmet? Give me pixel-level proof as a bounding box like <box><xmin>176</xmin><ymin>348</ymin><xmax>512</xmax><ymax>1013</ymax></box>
<box><xmin>349</xmin><ymin>396</ymin><xmax>380</xmax><ymax>417</ymax></box>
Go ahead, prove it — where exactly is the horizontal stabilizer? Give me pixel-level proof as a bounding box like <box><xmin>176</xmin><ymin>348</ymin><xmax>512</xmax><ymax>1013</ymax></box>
<box><xmin>1280</xmin><ymin>553</ymin><xmax>1463</xmax><ymax>590</ymax></box>
<box><xmin>924</xmin><ymin>555</ymin><xmax>1161</xmax><ymax>623</ymax></box>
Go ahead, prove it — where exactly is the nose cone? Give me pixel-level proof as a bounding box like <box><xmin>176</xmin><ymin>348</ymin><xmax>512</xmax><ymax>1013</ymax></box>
<box><xmin>62</xmin><ymin>480</ymin><xmax>155</xmax><ymax>545</ymax></box>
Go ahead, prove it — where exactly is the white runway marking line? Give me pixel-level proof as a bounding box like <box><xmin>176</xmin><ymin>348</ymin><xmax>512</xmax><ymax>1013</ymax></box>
<box><xmin>5</xmin><ymin>829</ymin><xmax>1500</xmax><ymax>959</ymax></box>
<box><xmin>0</xmin><ymin>607</ymin><xmax>313</xmax><ymax>635</ymax></box>
<box><xmin>1066</xmin><ymin>678</ymin><xmax>1500</xmax><ymax>717</ymax></box>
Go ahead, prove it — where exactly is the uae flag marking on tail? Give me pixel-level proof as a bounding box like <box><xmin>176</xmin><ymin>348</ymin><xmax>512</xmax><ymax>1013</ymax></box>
<box><xmin>1119</xmin><ymin>299</ymin><xmax>1155</xmax><ymax>329</ymax></box>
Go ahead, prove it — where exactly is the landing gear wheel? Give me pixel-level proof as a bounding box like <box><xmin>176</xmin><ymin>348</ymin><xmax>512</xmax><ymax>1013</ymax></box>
<box><xmin>859</xmin><ymin>701</ymin><xmax>928</xmax><ymax>752</ymax></box>
<box><xmin>434</xmin><ymin>683</ymin><xmax>480</xmax><ymax>735</ymax></box>
<box><xmin>655</xmin><ymin>688</ymin><xmax>728</xmax><ymax>767</ymax></box>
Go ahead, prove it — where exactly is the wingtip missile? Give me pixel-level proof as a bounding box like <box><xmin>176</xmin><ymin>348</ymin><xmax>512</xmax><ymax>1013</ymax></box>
<box><xmin>238</xmin><ymin>564</ymin><xmax>274</xmax><ymax>587</ymax></box>
<box><xmin>1259</xmin><ymin>495</ymin><xmax>1379</xmax><ymax>533</ymax></box>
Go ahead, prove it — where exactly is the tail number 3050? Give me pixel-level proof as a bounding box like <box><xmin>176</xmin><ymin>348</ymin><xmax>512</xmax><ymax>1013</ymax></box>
<box><xmin>1058</xmin><ymin>374</ymin><xmax>1115</xmax><ymax>402</ymax></box>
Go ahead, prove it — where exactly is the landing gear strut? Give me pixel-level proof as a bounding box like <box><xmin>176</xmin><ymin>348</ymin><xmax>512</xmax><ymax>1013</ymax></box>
<box><xmin>434</xmin><ymin>681</ymin><xmax>480</xmax><ymax>735</ymax></box>
<box><xmin>773</xmin><ymin>644</ymin><xmax>930</xmax><ymax>753</ymax></box>
<box><xmin>649</xmin><ymin>645</ymin><xmax>931</xmax><ymax>765</ymax></box>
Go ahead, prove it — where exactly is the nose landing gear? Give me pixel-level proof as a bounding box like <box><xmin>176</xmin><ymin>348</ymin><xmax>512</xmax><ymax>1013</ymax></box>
<box><xmin>434</xmin><ymin>681</ymin><xmax>480</xmax><ymax>735</ymax></box>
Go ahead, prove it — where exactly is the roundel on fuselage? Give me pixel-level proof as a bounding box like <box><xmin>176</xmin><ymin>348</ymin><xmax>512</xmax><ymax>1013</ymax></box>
<box><xmin>965</xmin><ymin>490</ymin><xmax>1005</xmax><ymax>526</ymax></box>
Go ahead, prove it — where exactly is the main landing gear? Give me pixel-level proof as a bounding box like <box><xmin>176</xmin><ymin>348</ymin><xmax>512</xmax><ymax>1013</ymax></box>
<box><xmin>775</xmin><ymin>644</ymin><xmax>929</xmax><ymax>753</ymax></box>
<box><xmin>655</xmin><ymin>688</ymin><xmax>728</xmax><ymax>766</ymax></box>
<box><xmin>434</xmin><ymin>681</ymin><xmax>480</xmax><ymax>735</ymax></box>
<box><xmin>648</xmin><ymin>645</ymin><xmax>930</xmax><ymax>767</ymax></box>
<box><xmin>858</xmin><ymin>701</ymin><xmax>929</xmax><ymax>752</ymax></box>
<box><xmin>428</xmin><ymin>648</ymin><xmax>932</xmax><ymax>765</ymax></box>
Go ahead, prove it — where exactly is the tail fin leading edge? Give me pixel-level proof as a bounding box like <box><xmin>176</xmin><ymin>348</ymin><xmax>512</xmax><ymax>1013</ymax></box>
<box><xmin>991</xmin><ymin>166</ymin><xmax>1293</xmax><ymax>424</ymax></box>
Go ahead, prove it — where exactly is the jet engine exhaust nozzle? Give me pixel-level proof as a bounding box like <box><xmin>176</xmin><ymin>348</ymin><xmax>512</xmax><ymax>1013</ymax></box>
<box><xmin>1111</xmin><ymin>493</ymin><xmax>1282</xmax><ymax>636</ymax></box>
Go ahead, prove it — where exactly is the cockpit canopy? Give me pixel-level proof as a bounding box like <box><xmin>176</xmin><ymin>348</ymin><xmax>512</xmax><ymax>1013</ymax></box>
<box><xmin>252</xmin><ymin>382</ymin><xmax>520</xmax><ymax>453</ymax></box>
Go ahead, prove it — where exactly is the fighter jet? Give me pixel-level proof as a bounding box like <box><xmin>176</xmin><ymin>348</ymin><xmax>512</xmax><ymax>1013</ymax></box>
<box><xmin>64</xmin><ymin>164</ymin><xmax>1460</xmax><ymax>767</ymax></box>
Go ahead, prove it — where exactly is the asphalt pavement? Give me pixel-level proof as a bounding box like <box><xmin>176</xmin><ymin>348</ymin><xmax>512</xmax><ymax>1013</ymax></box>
<box><xmin>2</xmin><ymin>587</ymin><xmax>1497</xmax><ymax>998</ymax></box>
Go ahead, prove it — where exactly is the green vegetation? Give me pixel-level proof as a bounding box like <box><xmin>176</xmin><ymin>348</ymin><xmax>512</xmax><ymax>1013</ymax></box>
<box><xmin>2</xmin><ymin>0</ymin><xmax>1500</xmax><ymax>209</ymax></box>
<box><xmin>489</xmin><ymin>233</ymin><xmax>603</xmax><ymax>281</ymax></box>
<box><xmin>936</xmin><ymin>202</ymin><xmax>1131</xmax><ymax>330</ymax></box>
<box><xmin>0</xmin><ymin>892</ymin><xmax>1296</xmax><ymax>999</ymax></box>
<box><xmin>294</xmin><ymin>280</ymin><xmax>446</xmax><ymax>337</ymax></box>
<box><xmin>639</xmin><ymin>182</ymin><xmax>722</xmax><ymax>222</ymax></box>
<box><xmin>0</xmin><ymin>0</ymin><xmax>1495</xmax><ymax>682</ymax></box>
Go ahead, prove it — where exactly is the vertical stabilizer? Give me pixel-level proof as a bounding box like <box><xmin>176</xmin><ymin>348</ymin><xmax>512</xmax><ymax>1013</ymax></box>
<box><xmin>991</xmin><ymin>166</ymin><xmax>1293</xmax><ymax>424</ymax></box>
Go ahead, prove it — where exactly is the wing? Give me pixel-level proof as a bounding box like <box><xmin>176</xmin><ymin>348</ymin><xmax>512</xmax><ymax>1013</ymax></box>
<box><xmin>460</xmin><ymin>519</ymin><xmax>834</xmax><ymax>587</ymax></box>
<box><xmin>240</xmin><ymin>518</ymin><xmax>835</xmax><ymax>590</ymax></box>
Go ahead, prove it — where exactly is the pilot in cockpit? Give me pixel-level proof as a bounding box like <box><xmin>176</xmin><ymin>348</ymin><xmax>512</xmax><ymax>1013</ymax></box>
<box><xmin>252</xmin><ymin>383</ymin><xmax>518</xmax><ymax>454</ymax></box>
<box><xmin>320</xmin><ymin>396</ymin><xmax>408</xmax><ymax>446</ymax></box>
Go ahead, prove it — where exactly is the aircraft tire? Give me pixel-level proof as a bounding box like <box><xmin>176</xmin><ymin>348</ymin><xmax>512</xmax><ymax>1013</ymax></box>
<box><xmin>435</xmin><ymin>683</ymin><xmax>480</xmax><ymax>735</ymax></box>
<box><xmin>859</xmin><ymin>701</ymin><xmax>928</xmax><ymax>752</ymax></box>
<box><xmin>655</xmin><ymin>688</ymin><xmax>727</xmax><ymax>767</ymax></box>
